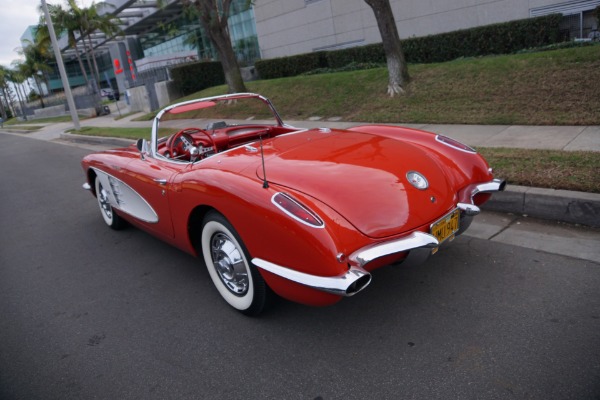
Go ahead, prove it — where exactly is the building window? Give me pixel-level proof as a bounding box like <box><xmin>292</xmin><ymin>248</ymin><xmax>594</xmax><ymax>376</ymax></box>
<box><xmin>139</xmin><ymin>0</ymin><xmax>260</xmax><ymax>65</ymax></box>
<box><xmin>531</xmin><ymin>0</ymin><xmax>600</xmax><ymax>39</ymax></box>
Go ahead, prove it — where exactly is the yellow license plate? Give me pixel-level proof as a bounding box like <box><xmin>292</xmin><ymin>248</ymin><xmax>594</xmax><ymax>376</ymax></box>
<box><xmin>430</xmin><ymin>209</ymin><xmax>460</xmax><ymax>245</ymax></box>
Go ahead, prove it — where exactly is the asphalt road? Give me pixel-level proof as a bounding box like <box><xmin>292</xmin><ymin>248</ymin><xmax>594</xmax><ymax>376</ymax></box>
<box><xmin>1</xmin><ymin>134</ymin><xmax>599</xmax><ymax>400</ymax></box>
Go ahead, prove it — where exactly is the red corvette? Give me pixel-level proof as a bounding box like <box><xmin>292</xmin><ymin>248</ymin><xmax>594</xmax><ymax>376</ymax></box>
<box><xmin>82</xmin><ymin>93</ymin><xmax>505</xmax><ymax>315</ymax></box>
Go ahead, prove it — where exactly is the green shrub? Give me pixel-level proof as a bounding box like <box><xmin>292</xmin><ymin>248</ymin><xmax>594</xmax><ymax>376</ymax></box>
<box><xmin>326</xmin><ymin>44</ymin><xmax>386</xmax><ymax>69</ymax></box>
<box><xmin>402</xmin><ymin>14</ymin><xmax>563</xmax><ymax>63</ymax></box>
<box><xmin>255</xmin><ymin>52</ymin><xmax>327</xmax><ymax>79</ymax></box>
<box><xmin>170</xmin><ymin>61</ymin><xmax>225</xmax><ymax>96</ymax></box>
<box><xmin>255</xmin><ymin>14</ymin><xmax>563</xmax><ymax>79</ymax></box>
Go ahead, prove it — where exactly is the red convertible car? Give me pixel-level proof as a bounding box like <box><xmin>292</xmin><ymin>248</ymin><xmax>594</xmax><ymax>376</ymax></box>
<box><xmin>82</xmin><ymin>93</ymin><xmax>504</xmax><ymax>315</ymax></box>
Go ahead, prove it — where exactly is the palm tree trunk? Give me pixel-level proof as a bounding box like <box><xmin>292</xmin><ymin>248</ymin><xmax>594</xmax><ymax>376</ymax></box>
<box><xmin>33</xmin><ymin>76</ymin><xmax>46</xmax><ymax>108</ymax></box>
<box><xmin>75</xmin><ymin>46</ymin><xmax>89</xmax><ymax>85</ymax></box>
<box><xmin>1</xmin><ymin>85</ymin><xmax>15</xmax><ymax>117</ymax></box>
<box><xmin>0</xmin><ymin>92</ymin><xmax>8</xmax><ymax>120</ymax></box>
<box><xmin>17</xmin><ymin>83</ymin><xmax>28</xmax><ymax>120</ymax></box>
<box><xmin>82</xmin><ymin>38</ymin><xmax>96</xmax><ymax>90</ymax></box>
<box><xmin>13</xmin><ymin>83</ymin><xmax>25</xmax><ymax>119</ymax></box>
<box><xmin>86</xmin><ymin>35</ymin><xmax>101</xmax><ymax>85</ymax></box>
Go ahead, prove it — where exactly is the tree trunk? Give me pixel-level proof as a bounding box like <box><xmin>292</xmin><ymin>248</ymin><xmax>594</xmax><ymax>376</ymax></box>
<box><xmin>0</xmin><ymin>90</ymin><xmax>8</xmax><ymax>120</ymax></box>
<box><xmin>16</xmin><ymin>83</ymin><xmax>28</xmax><ymax>120</ymax></box>
<box><xmin>364</xmin><ymin>0</ymin><xmax>409</xmax><ymax>96</ymax></box>
<box><xmin>1</xmin><ymin>84</ymin><xmax>16</xmax><ymax>117</ymax></box>
<box><xmin>209</xmin><ymin>27</ymin><xmax>247</xmax><ymax>93</ymax></box>
<box><xmin>83</xmin><ymin>43</ymin><xmax>95</xmax><ymax>86</ymax></box>
<box><xmin>194</xmin><ymin>0</ymin><xmax>247</xmax><ymax>93</ymax></box>
<box><xmin>33</xmin><ymin>76</ymin><xmax>46</xmax><ymax>108</ymax></box>
<box><xmin>86</xmin><ymin>35</ymin><xmax>101</xmax><ymax>87</ymax></box>
<box><xmin>75</xmin><ymin>46</ymin><xmax>89</xmax><ymax>85</ymax></box>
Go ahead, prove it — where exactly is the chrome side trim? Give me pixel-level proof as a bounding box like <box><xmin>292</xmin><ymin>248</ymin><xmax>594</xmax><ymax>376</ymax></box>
<box><xmin>252</xmin><ymin>258</ymin><xmax>372</xmax><ymax>297</ymax></box>
<box><xmin>91</xmin><ymin>168</ymin><xmax>159</xmax><ymax>223</ymax></box>
<box><xmin>349</xmin><ymin>231</ymin><xmax>439</xmax><ymax>268</ymax></box>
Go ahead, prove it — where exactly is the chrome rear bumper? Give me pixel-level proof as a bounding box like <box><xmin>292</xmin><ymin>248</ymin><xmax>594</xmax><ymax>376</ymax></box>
<box><xmin>252</xmin><ymin>179</ymin><xmax>505</xmax><ymax>298</ymax></box>
<box><xmin>457</xmin><ymin>178</ymin><xmax>506</xmax><ymax>217</ymax></box>
<box><xmin>252</xmin><ymin>258</ymin><xmax>372</xmax><ymax>297</ymax></box>
<box><xmin>348</xmin><ymin>231</ymin><xmax>439</xmax><ymax>267</ymax></box>
<box><xmin>252</xmin><ymin>231</ymin><xmax>439</xmax><ymax>297</ymax></box>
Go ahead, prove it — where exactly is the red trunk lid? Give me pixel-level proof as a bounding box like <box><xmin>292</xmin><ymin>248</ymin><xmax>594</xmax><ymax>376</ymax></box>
<box><xmin>257</xmin><ymin>129</ymin><xmax>457</xmax><ymax>238</ymax></box>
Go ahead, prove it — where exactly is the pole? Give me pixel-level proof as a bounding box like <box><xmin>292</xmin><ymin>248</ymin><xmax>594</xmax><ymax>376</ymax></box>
<box><xmin>40</xmin><ymin>0</ymin><xmax>80</xmax><ymax>130</ymax></box>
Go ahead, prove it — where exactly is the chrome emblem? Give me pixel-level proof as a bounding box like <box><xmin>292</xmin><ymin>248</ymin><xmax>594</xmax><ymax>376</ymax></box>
<box><xmin>407</xmin><ymin>171</ymin><xmax>429</xmax><ymax>190</ymax></box>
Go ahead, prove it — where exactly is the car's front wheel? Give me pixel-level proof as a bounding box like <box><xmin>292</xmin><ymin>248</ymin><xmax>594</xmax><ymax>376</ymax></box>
<box><xmin>201</xmin><ymin>211</ymin><xmax>268</xmax><ymax>316</ymax></box>
<box><xmin>95</xmin><ymin>177</ymin><xmax>126</xmax><ymax>230</ymax></box>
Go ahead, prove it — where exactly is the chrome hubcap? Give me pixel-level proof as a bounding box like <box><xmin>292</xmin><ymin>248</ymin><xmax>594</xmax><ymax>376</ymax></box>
<box><xmin>211</xmin><ymin>232</ymin><xmax>248</xmax><ymax>296</ymax></box>
<box><xmin>98</xmin><ymin>184</ymin><xmax>112</xmax><ymax>219</ymax></box>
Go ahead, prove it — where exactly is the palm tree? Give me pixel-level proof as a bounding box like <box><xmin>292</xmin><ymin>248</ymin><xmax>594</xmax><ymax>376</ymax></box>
<box><xmin>9</xmin><ymin>62</ymin><xmax>30</xmax><ymax>120</ymax></box>
<box><xmin>38</xmin><ymin>4</ymin><xmax>89</xmax><ymax>86</ymax></box>
<box><xmin>0</xmin><ymin>66</ymin><xmax>11</xmax><ymax>120</ymax></box>
<box><xmin>66</xmin><ymin>0</ymin><xmax>122</xmax><ymax>86</ymax></box>
<box><xmin>17</xmin><ymin>39</ymin><xmax>54</xmax><ymax>108</ymax></box>
<box><xmin>37</xmin><ymin>0</ymin><xmax>121</xmax><ymax>90</ymax></box>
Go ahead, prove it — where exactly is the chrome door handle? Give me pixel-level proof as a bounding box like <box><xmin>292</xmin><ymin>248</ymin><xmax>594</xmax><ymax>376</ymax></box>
<box><xmin>153</xmin><ymin>178</ymin><xmax>167</xmax><ymax>185</ymax></box>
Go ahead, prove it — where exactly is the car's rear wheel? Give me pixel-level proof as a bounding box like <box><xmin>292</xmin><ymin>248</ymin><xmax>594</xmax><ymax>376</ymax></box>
<box><xmin>95</xmin><ymin>177</ymin><xmax>126</xmax><ymax>230</ymax></box>
<box><xmin>201</xmin><ymin>211</ymin><xmax>268</xmax><ymax>316</ymax></box>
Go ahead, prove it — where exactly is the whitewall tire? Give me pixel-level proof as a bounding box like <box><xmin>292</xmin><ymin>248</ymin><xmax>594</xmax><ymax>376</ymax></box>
<box><xmin>201</xmin><ymin>211</ymin><xmax>268</xmax><ymax>315</ymax></box>
<box><xmin>95</xmin><ymin>177</ymin><xmax>125</xmax><ymax>230</ymax></box>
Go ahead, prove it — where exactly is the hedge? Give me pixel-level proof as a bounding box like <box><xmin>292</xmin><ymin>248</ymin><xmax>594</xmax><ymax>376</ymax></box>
<box><xmin>402</xmin><ymin>13</ymin><xmax>563</xmax><ymax>63</ymax></box>
<box><xmin>254</xmin><ymin>51</ymin><xmax>328</xmax><ymax>79</ymax></box>
<box><xmin>256</xmin><ymin>14</ymin><xmax>563</xmax><ymax>79</ymax></box>
<box><xmin>170</xmin><ymin>61</ymin><xmax>225</xmax><ymax>96</ymax></box>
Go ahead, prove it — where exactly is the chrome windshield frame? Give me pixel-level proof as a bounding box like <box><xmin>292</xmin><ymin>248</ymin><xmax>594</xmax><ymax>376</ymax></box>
<box><xmin>150</xmin><ymin>93</ymin><xmax>284</xmax><ymax>160</ymax></box>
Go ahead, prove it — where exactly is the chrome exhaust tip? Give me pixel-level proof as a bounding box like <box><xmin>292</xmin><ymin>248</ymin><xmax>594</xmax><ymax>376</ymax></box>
<box><xmin>345</xmin><ymin>273</ymin><xmax>372</xmax><ymax>296</ymax></box>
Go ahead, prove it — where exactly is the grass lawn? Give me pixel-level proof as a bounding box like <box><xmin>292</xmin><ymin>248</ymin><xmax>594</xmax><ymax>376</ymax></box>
<box><xmin>181</xmin><ymin>44</ymin><xmax>600</xmax><ymax>126</ymax></box>
<box><xmin>479</xmin><ymin>148</ymin><xmax>599</xmax><ymax>193</ymax></box>
<box><xmin>69</xmin><ymin>126</ymin><xmax>174</xmax><ymax>139</ymax></box>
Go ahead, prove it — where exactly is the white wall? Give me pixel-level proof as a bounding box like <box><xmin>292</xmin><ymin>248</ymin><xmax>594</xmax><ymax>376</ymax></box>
<box><xmin>254</xmin><ymin>0</ymin><xmax>578</xmax><ymax>59</ymax></box>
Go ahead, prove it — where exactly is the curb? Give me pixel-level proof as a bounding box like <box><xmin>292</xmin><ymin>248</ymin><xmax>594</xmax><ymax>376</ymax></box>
<box><xmin>483</xmin><ymin>185</ymin><xmax>600</xmax><ymax>228</ymax></box>
<box><xmin>59</xmin><ymin>133</ymin><xmax>600</xmax><ymax>229</ymax></box>
<box><xmin>0</xmin><ymin>128</ymin><xmax>39</xmax><ymax>134</ymax></box>
<box><xmin>59</xmin><ymin>132</ymin><xmax>135</xmax><ymax>148</ymax></box>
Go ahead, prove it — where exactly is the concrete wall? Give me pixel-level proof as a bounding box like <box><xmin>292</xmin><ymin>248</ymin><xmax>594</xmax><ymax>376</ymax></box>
<box><xmin>155</xmin><ymin>80</ymin><xmax>181</xmax><ymax>109</ymax></box>
<box><xmin>254</xmin><ymin>0</ymin><xmax>582</xmax><ymax>59</ymax></box>
<box><xmin>127</xmin><ymin>86</ymin><xmax>151</xmax><ymax>114</ymax></box>
<box><xmin>33</xmin><ymin>104</ymin><xmax>66</xmax><ymax>119</ymax></box>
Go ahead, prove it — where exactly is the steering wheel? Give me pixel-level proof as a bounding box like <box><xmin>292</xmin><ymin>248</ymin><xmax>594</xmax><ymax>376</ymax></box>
<box><xmin>166</xmin><ymin>128</ymin><xmax>216</xmax><ymax>160</ymax></box>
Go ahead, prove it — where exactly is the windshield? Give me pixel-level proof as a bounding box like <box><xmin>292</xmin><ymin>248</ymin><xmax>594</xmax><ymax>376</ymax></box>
<box><xmin>149</xmin><ymin>93</ymin><xmax>295</xmax><ymax>162</ymax></box>
<box><xmin>158</xmin><ymin>94</ymin><xmax>282</xmax><ymax>130</ymax></box>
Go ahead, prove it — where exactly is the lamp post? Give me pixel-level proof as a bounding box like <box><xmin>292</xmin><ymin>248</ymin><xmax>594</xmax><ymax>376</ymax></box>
<box><xmin>40</xmin><ymin>0</ymin><xmax>80</xmax><ymax>130</ymax></box>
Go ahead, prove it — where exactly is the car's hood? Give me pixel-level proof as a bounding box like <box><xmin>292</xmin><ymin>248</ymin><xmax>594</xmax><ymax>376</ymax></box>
<box><xmin>257</xmin><ymin>129</ymin><xmax>457</xmax><ymax>238</ymax></box>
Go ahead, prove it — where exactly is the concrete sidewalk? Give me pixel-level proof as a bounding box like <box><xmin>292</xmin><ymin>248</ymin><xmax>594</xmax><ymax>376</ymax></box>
<box><xmin>3</xmin><ymin>103</ymin><xmax>600</xmax><ymax>152</ymax></box>
<box><xmin>1</xmin><ymin>110</ymin><xmax>599</xmax><ymax>228</ymax></box>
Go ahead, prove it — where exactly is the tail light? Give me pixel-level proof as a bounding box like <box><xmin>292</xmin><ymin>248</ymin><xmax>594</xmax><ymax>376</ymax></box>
<box><xmin>272</xmin><ymin>193</ymin><xmax>324</xmax><ymax>228</ymax></box>
<box><xmin>436</xmin><ymin>135</ymin><xmax>476</xmax><ymax>153</ymax></box>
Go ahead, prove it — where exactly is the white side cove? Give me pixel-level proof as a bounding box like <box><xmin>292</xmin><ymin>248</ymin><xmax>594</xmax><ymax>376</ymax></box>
<box><xmin>92</xmin><ymin>168</ymin><xmax>159</xmax><ymax>223</ymax></box>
